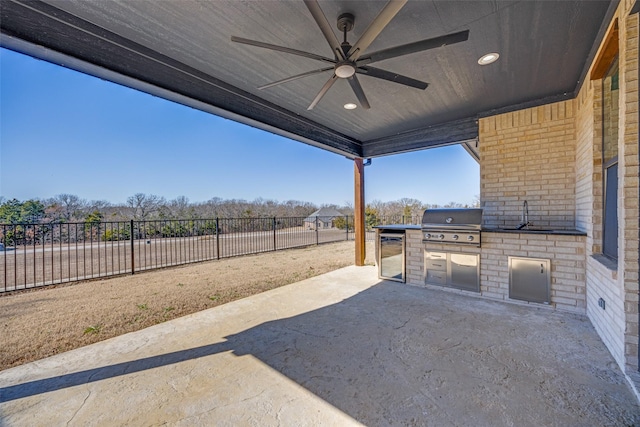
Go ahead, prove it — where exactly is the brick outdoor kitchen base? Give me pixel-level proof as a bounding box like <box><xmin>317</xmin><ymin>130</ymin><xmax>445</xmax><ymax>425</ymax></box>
<box><xmin>399</xmin><ymin>229</ymin><xmax>588</xmax><ymax>314</ymax></box>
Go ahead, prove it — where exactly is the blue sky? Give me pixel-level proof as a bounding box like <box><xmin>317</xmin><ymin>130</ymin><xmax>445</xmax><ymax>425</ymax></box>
<box><xmin>0</xmin><ymin>48</ymin><xmax>479</xmax><ymax>206</ymax></box>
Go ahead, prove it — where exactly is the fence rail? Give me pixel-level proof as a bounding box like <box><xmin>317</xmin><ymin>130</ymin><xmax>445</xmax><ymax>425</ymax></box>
<box><xmin>0</xmin><ymin>215</ymin><xmax>418</xmax><ymax>292</ymax></box>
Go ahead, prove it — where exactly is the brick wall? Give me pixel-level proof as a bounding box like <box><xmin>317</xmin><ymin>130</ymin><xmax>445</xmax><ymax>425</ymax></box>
<box><xmin>479</xmin><ymin>102</ymin><xmax>577</xmax><ymax>229</ymax></box>
<box><xmin>587</xmin><ymin>256</ymin><xmax>625</xmax><ymax>365</ymax></box>
<box><xmin>576</xmin><ymin>2</ymin><xmax>639</xmax><ymax>374</ymax></box>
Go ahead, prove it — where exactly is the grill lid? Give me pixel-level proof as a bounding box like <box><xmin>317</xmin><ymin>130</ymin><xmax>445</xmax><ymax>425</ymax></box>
<box><xmin>421</xmin><ymin>208</ymin><xmax>483</xmax><ymax>229</ymax></box>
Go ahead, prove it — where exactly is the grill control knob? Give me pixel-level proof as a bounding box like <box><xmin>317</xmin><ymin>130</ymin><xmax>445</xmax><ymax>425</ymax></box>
<box><xmin>452</xmin><ymin>234</ymin><xmax>459</xmax><ymax>240</ymax></box>
<box><xmin>438</xmin><ymin>234</ymin><xmax>445</xmax><ymax>240</ymax></box>
<box><xmin>425</xmin><ymin>233</ymin><xmax>431</xmax><ymax>239</ymax></box>
<box><xmin>467</xmin><ymin>235</ymin><xmax>475</xmax><ymax>241</ymax></box>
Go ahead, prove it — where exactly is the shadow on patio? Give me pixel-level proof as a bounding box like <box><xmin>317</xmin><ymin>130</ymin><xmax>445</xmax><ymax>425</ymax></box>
<box><xmin>1</xmin><ymin>266</ymin><xmax>638</xmax><ymax>426</ymax></box>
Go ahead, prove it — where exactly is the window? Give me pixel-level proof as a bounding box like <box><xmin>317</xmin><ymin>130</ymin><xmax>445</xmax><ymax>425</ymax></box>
<box><xmin>602</xmin><ymin>59</ymin><xmax>619</xmax><ymax>260</ymax></box>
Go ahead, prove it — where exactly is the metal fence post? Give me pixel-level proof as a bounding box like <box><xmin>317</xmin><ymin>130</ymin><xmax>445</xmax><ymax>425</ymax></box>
<box><xmin>315</xmin><ymin>216</ymin><xmax>319</xmax><ymax>245</ymax></box>
<box><xmin>130</xmin><ymin>219</ymin><xmax>135</xmax><ymax>275</ymax></box>
<box><xmin>273</xmin><ymin>217</ymin><xmax>277</xmax><ymax>251</ymax></box>
<box><xmin>215</xmin><ymin>217</ymin><xmax>220</xmax><ymax>260</ymax></box>
<box><xmin>2</xmin><ymin>224</ymin><xmax>6</xmax><ymax>291</ymax></box>
<box><xmin>345</xmin><ymin>216</ymin><xmax>349</xmax><ymax>241</ymax></box>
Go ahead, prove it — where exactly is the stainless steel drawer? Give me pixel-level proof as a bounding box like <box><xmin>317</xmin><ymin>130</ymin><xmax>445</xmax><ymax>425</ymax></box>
<box><xmin>426</xmin><ymin>269</ymin><xmax>447</xmax><ymax>285</ymax></box>
<box><xmin>425</xmin><ymin>259</ymin><xmax>447</xmax><ymax>270</ymax></box>
<box><xmin>425</xmin><ymin>252</ymin><xmax>446</xmax><ymax>260</ymax></box>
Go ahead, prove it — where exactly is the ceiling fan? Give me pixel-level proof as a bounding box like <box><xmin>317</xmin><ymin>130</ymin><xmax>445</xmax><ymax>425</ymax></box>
<box><xmin>231</xmin><ymin>0</ymin><xmax>469</xmax><ymax>110</ymax></box>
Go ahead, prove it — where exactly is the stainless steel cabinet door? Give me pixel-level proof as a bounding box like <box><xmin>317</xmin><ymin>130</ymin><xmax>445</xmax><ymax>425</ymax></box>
<box><xmin>449</xmin><ymin>253</ymin><xmax>480</xmax><ymax>292</ymax></box>
<box><xmin>509</xmin><ymin>257</ymin><xmax>550</xmax><ymax>303</ymax></box>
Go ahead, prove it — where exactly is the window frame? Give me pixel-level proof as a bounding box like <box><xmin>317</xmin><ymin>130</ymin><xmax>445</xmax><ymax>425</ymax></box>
<box><xmin>601</xmin><ymin>58</ymin><xmax>619</xmax><ymax>261</ymax></box>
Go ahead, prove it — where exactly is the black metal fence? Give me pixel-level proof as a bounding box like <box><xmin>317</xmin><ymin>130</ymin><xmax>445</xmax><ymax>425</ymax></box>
<box><xmin>0</xmin><ymin>215</ymin><xmax>420</xmax><ymax>292</ymax></box>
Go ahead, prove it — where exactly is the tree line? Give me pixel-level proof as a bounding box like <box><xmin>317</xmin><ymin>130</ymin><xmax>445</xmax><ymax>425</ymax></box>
<box><xmin>0</xmin><ymin>193</ymin><xmax>479</xmax><ymax>225</ymax></box>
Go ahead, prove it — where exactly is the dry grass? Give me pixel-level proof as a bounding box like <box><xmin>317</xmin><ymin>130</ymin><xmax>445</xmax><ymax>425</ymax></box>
<box><xmin>0</xmin><ymin>241</ymin><xmax>374</xmax><ymax>371</ymax></box>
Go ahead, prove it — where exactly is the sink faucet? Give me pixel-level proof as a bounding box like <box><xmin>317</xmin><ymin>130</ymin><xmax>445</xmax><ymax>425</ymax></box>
<box><xmin>516</xmin><ymin>200</ymin><xmax>531</xmax><ymax>229</ymax></box>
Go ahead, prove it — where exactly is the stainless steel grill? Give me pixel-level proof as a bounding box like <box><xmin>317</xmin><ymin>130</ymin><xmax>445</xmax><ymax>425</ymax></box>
<box><xmin>421</xmin><ymin>208</ymin><xmax>483</xmax><ymax>246</ymax></box>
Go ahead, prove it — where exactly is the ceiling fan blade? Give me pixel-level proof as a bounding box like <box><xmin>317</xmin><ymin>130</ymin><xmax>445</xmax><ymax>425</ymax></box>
<box><xmin>308</xmin><ymin>74</ymin><xmax>338</xmax><ymax>110</ymax></box>
<box><xmin>258</xmin><ymin>67</ymin><xmax>334</xmax><ymax>90</ymax></box>
<box><xmin>356</xmin><ymin>66</ymin><xmax>428</xmax><ymax>90</ymax></box>
<box><xmin>231</xmin><ymin>36</ymin><xmax>335</xmax><ymax>64</ymax></box>
<box><xmin>347</xmin><ymin>75</ymin><xmax>371</xmax><ymax>109</ymax></box>
<box><xmin>358</xmin><ymin>30</ymin><xmax>469</xmax><ymax>65</ymax></box>
<box><xmin>347</xmin><ymin>0</ymin><xmax>407</xmax><ymax>61</ymax></box>
<box><xmin>303</xmin><ymin>0</ymin><xmax>345</xmax><ymax>60</ymax></box>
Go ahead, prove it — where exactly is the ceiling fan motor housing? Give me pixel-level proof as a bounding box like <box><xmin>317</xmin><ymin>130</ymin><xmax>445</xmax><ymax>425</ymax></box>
<box><xmin>337</xmin><ymin>13</ymin><xmax>355</xmax><ymax>33</ymax></box>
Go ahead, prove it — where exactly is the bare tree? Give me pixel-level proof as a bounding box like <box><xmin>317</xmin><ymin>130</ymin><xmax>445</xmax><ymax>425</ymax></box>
<box><xmin>81</xmin><ymin>200</ymin><xmax>111</xmax><ymax>220</ymax></box>
<box><xmin>47</xmin><ymin>194</ymin><xmax>87</xmax><ymax>221</ymax></box>
<box><xmin>443</xmin><ymin>201</ymin><xmax>465</xmax><ymax>208</ymax></box>
<box><xmin>87</xmin><ymin>199</ymin><xmax>111</xmax><ymax>211</ymax></box>
<box><xmin>126</xmin><ymin>193</ymin><xmax>165</xmax><ymax>220</ymax></box>
<box><xmin>397</xmin><ymin>198</ymin><xmax>424</xmax><ymax>221</ymax></box>
<box><xmin>286</xmin><ymin>200</ymin><xmax>317</xmax><ymax>217</ymax></box>
<box><xmin>166</xmin><ymin>196</ymin><xmax>192</xmax><ymax>219</ymax></box>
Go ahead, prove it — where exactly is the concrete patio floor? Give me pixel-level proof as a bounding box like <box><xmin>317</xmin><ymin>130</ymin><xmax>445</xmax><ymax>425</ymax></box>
<box><xmin>1</xmin><ymin>265</ymin><xmax>639</xmax><ymax>426</ymax></box>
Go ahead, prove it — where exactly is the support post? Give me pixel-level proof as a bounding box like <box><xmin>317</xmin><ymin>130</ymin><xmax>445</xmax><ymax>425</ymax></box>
<box><xmin>354</xmin><ymin>158</ymin><xmax>365</xmax><ymax>266</ymax></box>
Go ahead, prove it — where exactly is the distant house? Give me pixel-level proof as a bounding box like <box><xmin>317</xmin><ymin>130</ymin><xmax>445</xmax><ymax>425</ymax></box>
<box><xmin>304</xmin><ymin>207</ymin><xmax>345</xmax><ymax>230</ymax></box>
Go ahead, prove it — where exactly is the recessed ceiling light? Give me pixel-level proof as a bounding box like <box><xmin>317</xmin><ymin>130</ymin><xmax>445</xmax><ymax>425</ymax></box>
<box><xmin>344</xmin><ymin>103</ymin><xmax>357</xmax><ymax>110</ymax></box>
<box><xmin>478</xmin><ymin>52</ymin><xmax>499</xmax><ymax>65</ymax></box>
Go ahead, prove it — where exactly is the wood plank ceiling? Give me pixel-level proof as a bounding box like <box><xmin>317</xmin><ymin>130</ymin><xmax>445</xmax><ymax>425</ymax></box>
<box><xmin>0</xmin><ymin>0</ymin><xmax>617</xmax><ymax>159</ymax></box>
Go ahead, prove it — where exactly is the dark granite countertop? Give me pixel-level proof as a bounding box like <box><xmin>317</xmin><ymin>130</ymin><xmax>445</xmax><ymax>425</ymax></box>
<box><xmin>373</xmin><ymin>224</ymin><xmax>421</xmax><ymax>230</ymax></box>
<box><xmin>482</xmin><ymin>228</ymin><xmax>587</xmax><ymax>236</ymax></box>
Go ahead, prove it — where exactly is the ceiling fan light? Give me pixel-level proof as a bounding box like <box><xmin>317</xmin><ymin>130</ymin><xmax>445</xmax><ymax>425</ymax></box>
<box><xmin>344</xmin><ymin>103</ymin><xmax>357</xmax><ymax>110</ymax></box>
<box><xmin>335</xmin><ymin>63</ymin><xmax>356</xmax><ymax>78</ymax></box>
<box><xmin>478</xmin><ymin>52</ymin><xmax>499</xmax><ymax>65</ymax></box>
